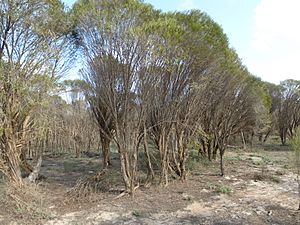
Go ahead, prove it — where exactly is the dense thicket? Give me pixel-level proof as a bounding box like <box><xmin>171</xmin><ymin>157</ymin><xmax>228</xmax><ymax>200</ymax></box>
<box><xmin>0</xmin><ymin>0</ymin><xmax>299</xmax><ymax>196</ymax></box>
<box><xmin>73</xmin><ymin>0</ymin><xmax>270</xmax><ymax>193</ymax></box>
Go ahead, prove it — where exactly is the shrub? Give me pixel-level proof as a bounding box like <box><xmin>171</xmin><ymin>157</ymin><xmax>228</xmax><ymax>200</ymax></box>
<box><xmin>208</xmin><ymin>183</ymin><xmax>232</xmax><ymax>194</ymax></box>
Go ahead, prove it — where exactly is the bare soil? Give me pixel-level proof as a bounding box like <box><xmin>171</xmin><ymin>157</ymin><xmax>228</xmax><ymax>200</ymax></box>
<box><xmin>0</xmin><ymin>147</ymin><xmax>299</xmax><ymax>225</ymax></box>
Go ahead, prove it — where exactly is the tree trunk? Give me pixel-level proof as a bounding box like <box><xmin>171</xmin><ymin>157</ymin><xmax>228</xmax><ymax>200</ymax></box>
<box><xmin>179</xmin><ymin>147</ymin><xmax>187</xmax><ymax>181</ymax></box>
<box><xmin>280</xmin><ymin>131</ymin><xmax>287</xmax><ymax>145</ymax></box>
<box><xmin>169</xmin><ymin>131</ymin><xmax>181</xmax><ymax>177</ymax></box>
<box><xmin>75</xmin><ymin>143</ymin><xmax>80</xmax><ymax>158</ymax></box>
<box><xmin>220</xmin><ymin>149</ymin><xmax>224</xmax><ymax>176</ymax></box>
<box><xmin>250</xmin><ymin>131</ymin><xmax>254</xmax><ymax>147</ymax></box>
<box><xmin>178</xmin><ymin>131</ymin><xmax>187</xmax><ymax>181</ymax></box>
<box><xmin>101</xmin><ymin>136</ymin><xmax>111</xmax><ymax>169</ymax></box>
<box><xmin>119</xmin><ymin>151</ymin><xmax>131</xmax><ymax>192</ymax></box>
<box><xmin>212</xmin><ymin>139</ymin><xmax>218</xmax><ymax>160</ymax></box>
<box><xmin>159</xmin><ymin>131</ymin><xmax>170</xmax><ymax>186</ymax></box>
<box><xmin>143</xmin><ymin>126</ymin><xmax>154</xmax><ymax>182</ymax></box>
<box><xmin>3</xmin><ymin>133</ymin><xmax>23</xmax><ymax>185</ymax></box>
<box><xmin>207</xmin><ymin>141</ymin><xmax>212</xmax><ymax>161</ymax></box>
<box><xmin>199</xmin><ymin>140</ymin><xmax>207</xmax><ymax>159</ymax></box>
<box><xmin>241</xmin><ymin>131</ymin><xmax>246</xmax><ymax>149</ymax></box>
<box><xmin>263</xmin><ymin>129</ymin><xmax>271</xmax><ymax>143</ymax></box>
<box><xmin>280</xmin><ymin>128</ymin><xmax>287</xmax><ymax>145</ymax></box>
<box><xmin>130</xmin><ymin>146</ymin><xmax>138</xmax><ymax>196</ymax></box>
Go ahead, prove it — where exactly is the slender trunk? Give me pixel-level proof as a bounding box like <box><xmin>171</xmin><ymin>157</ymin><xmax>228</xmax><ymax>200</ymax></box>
<box><xmin>250</xmin><ymin>131</ymin><xmax>254</xmax><ymax>147</ymax></box>
<box><xmin>143</xmin><ymin>125</ymin><xmax>154</xmax><ymax>182</ymax></box>
<box><xmin>179</xmin><ymin>147</ymin><xmax>187</xmax><ymax>181</ymax></box>
<box><xmin>199</xmin><ymin>139</ymin><xmax>206</xmax><ymax>159</ymax></box>
<box><xmin>220</xmin><ymin>149</ymin><xmax>224</xmax><ymax>176</ymax></box>
<box><xmin>241</xmin><ymin>131</ymin><xmax>246</xmax><ymax>149</ymax></box>
<box><xmin>160</xmin><ymin>130</ymin><xmax>170</xmax><ymax>186</ymax></box>
<box><xmin>130</xmin><ymin>146</ymin><xmax>138</xmax><ymax>196</ymax></box>
<box><xmin>178</xmin><ymin>131</ymin><xmax>187</xmax><ymax>181</ymax></box>
<box><xmin>87</xmin><ymin>137</ymin><xmax>91</xmax><ymax>152</ymax></box>
<box><xmin>280</xmin><ymin>128</ymin><xmax>287</xmax><ymax>145</ymax></box>
<box><xmin>101</xmin><ymin>136</ymin><xmax>111</xmax><ymax>169</ymax></box>
<box><xmin>75</xmin><ymin>142</ymin><xmax>80</xmax><ymax>158</ymax></box>
<box><xmin>170</xmin><ymin>130</ymin><xmax>181</xmax><ymax>177</ymax></box>
<box><xmin>212</xmin><ymin>139</ymin><xmax>218</xmax><ymax>160</ymax></box>
<box><xmin>263</xmin><ymin>129</ymin><xmax>271</xmax><ymax>143</ymax></box>
<box><xmin>207</xmin><ymin>140</ymin><xmax>212</xmax><ymax>161</ymax></box>
<box><xmin>118</xmin><ymin>136</ymin><xmax>139</xmax><ymax>195</ymax></box>
<box><xmin>119</xmin><ymin>151</ymin><xmax>131</xmax><ymax>192</ymax></box>
<box><xmin>280</xmin><ymin>134</ymin><xmax>286</xmax><ymax>145</ymax></box>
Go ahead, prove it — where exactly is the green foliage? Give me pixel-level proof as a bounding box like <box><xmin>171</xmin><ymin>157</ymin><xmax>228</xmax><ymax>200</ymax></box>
<box><xmin>132</xmin><ymin>210</ymin><xmax>144</xmax><ymax>217</ymax></box>
<box><xmin>208</xmin><ymin>183</ymin><xmax>232</xmax><ymax>194</ymax></box>
<box><xmin>187</xmin><ymin>158</ymin><xmax>198</xmax><ymax>171</ymax></box>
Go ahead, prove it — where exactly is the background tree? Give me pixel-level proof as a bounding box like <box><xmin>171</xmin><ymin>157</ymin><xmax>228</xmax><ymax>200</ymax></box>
<box><xmin>198</xmin><ymin>51</ymin><xmax>262</xmax><ymax>175</ymax></box>
<box><xmin>277</xmin><ymin>80</ymin><xmax>300</xmax><ymax>145</ymax></box>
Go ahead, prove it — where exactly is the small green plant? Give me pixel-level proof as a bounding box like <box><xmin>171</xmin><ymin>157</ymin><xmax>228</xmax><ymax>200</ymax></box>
<box><xmin>215</xmin><ymin>185</ymin><xmax>232</xmax><ymax>194</ymax></box>
<box><xmin>132</xmin><ymin>210</ymin><xmax>144</xmax><ymax>218</ymax></box>
<box><xmin>208</xmin><ymin>183</ymin><xmax>232</xmax><ymax>194</ymax></box>
<box><xmin>199</xmin><ymin>157</ymin><xmax>210</xmax><ymax>167</ymax></box>
<box><xmin>283</xmin><ymin>164</ymin><xmax>290</xmax><ymax>169</ymax></box>
<box><xmin>187</xmin><ymin>158</ymin><xmax>198</xmax><ymax>171</ymax></box>
<box><xmin>207</xmin><ymin>183</ymin><xmax>215</xmax><ymax>190</ymax></box>
<box><xmin>261</xmin><ymin>155</ymin><xmax>271</xmax><ymax>164</ymax></box>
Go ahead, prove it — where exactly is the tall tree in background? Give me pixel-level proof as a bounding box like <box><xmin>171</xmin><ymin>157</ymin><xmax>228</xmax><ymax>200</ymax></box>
<box><xmin>198</xmin><ymin>49</ymin><xmax>263</xmax><ymax>175</ymax></box>
<box><xmin>277</xmin><ymin>80</ymin><xmax>300</xmax><ymax>145</ymax></box>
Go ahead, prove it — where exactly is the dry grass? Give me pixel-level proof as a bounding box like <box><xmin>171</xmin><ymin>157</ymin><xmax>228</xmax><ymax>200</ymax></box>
<box><xmin>1</xmin><ymin>144</ymin><xmax>296</xmax><ymax>224</ymax></box>
<box><xmin>66</xmin><ymin>169</ymin><xmax>116</xmax><ymax>201</ymax></box>
<box><xmin>252</xmin><ymin>170</ymin><xmax>281</xmax><ymax>183</ymax></box>
<box><xmin>1</xmin><ymin>181</ymin><xmax>52</xmax><ymax>224</ymax></box>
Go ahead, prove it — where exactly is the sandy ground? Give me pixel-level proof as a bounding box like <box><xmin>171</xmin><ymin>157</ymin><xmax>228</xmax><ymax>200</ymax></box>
<box><xmin>44</xmin><ymin>169</ymin><xmax>299</xmax><ymax>225</ymax></box>
<box><xmin>1</xmin><ymin>148</ymin><xmax>300</xmax><ymax>225</ymax></box>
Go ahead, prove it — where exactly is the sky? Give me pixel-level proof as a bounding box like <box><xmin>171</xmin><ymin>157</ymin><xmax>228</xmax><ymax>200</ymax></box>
<box><xmin>63</xmin><ymin>0</ymin><xmax>300</xmax><ymax>84</ymax></box>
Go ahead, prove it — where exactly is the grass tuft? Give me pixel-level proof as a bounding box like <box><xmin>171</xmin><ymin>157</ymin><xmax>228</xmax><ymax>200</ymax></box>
<box><xmin>132</xmin><ymin>210</ymin><xmax>144</xmax><ymax>217</ymax></box>
<box><xmin>208</xmin><ymin>183</ymin><xmax>232</xmax><ymax>194</ymax></box>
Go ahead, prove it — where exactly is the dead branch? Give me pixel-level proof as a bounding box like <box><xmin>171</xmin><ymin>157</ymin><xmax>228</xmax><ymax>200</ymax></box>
<box><xmin>66</xmin><ymin>169</ymin><xmax>109</xmax><ymax>200</ymax></box>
